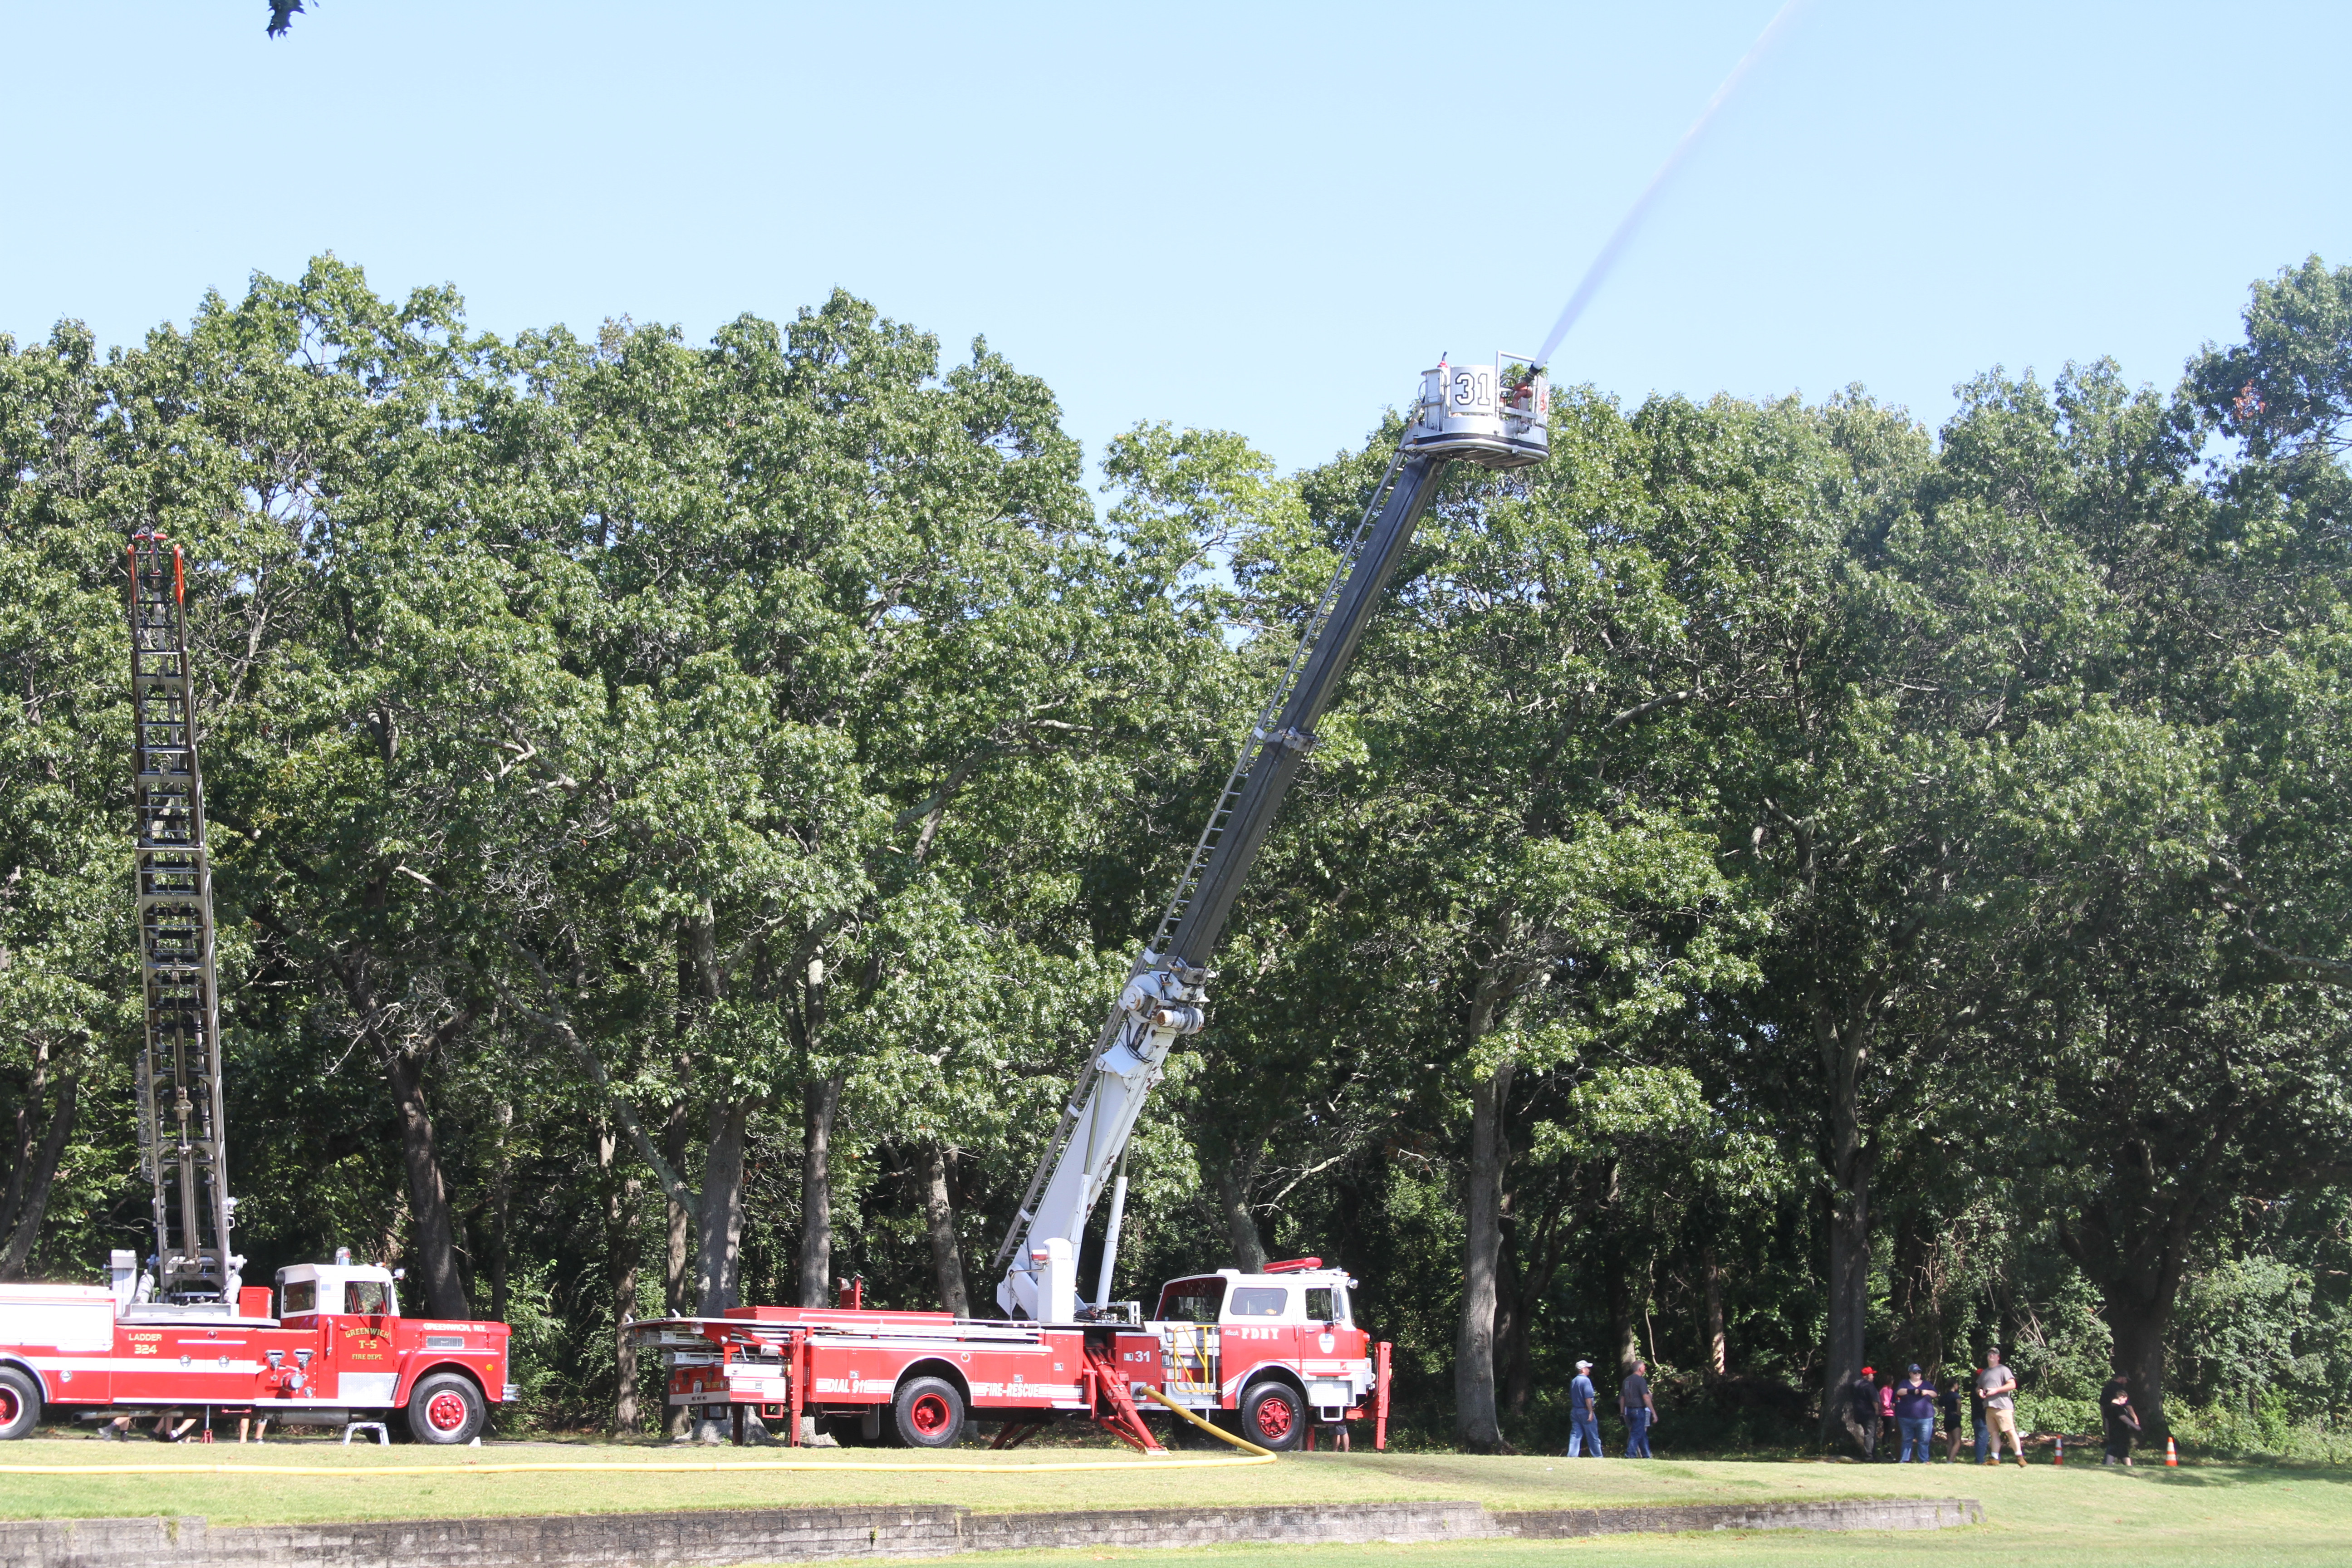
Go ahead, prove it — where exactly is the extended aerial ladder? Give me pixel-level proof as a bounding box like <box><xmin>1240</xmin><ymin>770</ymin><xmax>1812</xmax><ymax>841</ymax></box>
<box><xmin>624</xmin><ymin>355</ymin><xmax>1547</xmax><ymax>1454</ymax></box>
<box><xmin>125</xmin><ymin>534</ymin><xmax>240</xmax><ymax>1306</ymax></box>
<box><xmin>993</xmin><ymin>355</ymin><xmax>1550</xmax><ymax>1322</ymax></box>
<box><xmin>0</xmin><ymin>538</ymin><xmax>516</xmax><ymax>1446</ymax></box>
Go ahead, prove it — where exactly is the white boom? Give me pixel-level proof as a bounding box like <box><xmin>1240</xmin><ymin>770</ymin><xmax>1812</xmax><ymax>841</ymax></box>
<box><xmin>993</xmin><ymin>356</ymin><xmax>1549</xmax><ymax>1321</ymax></box>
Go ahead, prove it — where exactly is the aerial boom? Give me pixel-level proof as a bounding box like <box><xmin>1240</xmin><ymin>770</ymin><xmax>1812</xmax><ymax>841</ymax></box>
<box><xmin>995</xmin><ymin>356</ymin><xmax>1548</xmax><ymax>1320</ymax></box>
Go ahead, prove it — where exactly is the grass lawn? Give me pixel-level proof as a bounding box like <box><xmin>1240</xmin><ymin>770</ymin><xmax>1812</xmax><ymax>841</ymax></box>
<box><xmin>4</xmin><ymin>1434</ymin><xmax>2348</xmax><ymax>1565</ymax></box>
<box><xmin>944</xmin><ymin>1460</ymin><xmax>2352</xmax><ymax>1568</ymax></box>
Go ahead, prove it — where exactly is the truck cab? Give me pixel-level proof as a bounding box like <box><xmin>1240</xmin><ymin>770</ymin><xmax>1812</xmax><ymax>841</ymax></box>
<box><xmin>1143</xmin><ymin>1259</ymin><xmax>1375</xmax><ymax>1450</ymax></box>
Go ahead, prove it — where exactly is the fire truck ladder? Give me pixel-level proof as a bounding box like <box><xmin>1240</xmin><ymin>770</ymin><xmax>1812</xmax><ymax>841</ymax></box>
<box><xmin>126</xmin><ymin>534</ymin><xmax>238</xmax><ymax>1305</ymax></box>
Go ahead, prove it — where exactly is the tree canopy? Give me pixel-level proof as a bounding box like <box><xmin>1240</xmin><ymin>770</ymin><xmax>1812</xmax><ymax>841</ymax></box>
<box><xmin>5</xmin><ymin>254</ymin><xmax>2352</xmax><ymax>1453</ymax></box>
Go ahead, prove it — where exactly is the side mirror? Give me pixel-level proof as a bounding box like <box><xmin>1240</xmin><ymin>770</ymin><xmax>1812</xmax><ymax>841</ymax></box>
<box><xmin>392</xmin><ymin>1268</ymin><xmax>407</xmax><ymax>1282</ymax></box>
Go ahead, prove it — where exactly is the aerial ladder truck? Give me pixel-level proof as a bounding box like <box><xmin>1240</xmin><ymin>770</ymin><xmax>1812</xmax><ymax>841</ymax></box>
<box><xmin>634</xmin><ymin>357</ymin><xmax>1548</xmax><ymax>1452</ymax></box>
<box><xmin>0</xmin><ymin>534</ymin><xmax>516</xmax><ymax>1444</ymax></box>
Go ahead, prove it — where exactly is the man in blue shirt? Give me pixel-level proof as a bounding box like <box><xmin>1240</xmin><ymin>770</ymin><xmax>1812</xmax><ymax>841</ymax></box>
<box><xmin>1565</xmin><ymin>1360</ymin><xmax>1603</xmax><ymax>1457</ymax></box>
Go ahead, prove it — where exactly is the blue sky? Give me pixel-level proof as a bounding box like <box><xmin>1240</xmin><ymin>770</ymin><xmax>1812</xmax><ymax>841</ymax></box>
<box><xmin>4</xmin><ymin>2</ymin><xmax>2345</xmax><ymax>478</ymax></box>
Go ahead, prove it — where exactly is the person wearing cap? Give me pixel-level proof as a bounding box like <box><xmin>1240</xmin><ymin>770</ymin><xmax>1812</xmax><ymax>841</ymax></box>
<box><xmin>1893</xmin><ymin>1364</ymin><xmax>1936</xmax><ymax>1462</ymax></box>
<box><xmin>1843</xmin><ymin>1364</ymin><xmax>1881</xmax><ymax>1459</ymax></box>
<box><xmin>1565</xmin><ymin>1359</ymin><xmax>1603</xmax><ymax>1457</ymax></box>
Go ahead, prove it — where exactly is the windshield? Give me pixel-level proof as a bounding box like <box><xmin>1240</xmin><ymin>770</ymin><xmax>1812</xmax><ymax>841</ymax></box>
<box><xmin>1156</xmin><ymin>1279</ymin><xmax>1226</xmax><ymax>1323</ymax></box>
<box><xmin>1227</xmin><ymin>1287</ymin><xmax>1289</xmax><ymax>1318</ymax></box>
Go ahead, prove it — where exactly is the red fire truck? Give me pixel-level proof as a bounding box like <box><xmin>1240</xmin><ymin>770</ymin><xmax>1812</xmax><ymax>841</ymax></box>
<box><xmin>0</xmin><ymin>1258</ymin><xmax>514</xmax><ymax>1444</ymax></box>
<box><xmin>634</xmin><ymin>356</ymin><xmax>1545</xmax><ymax>1453</ymax></box>
<box><xmin>641</xmin><ymin>1258</ymin><xmax>1385</xmax><ymax>1452</ymax></box>
<box><xmin>0</xmin><ymin>536</ymin><xmax>516</xmax><ymax>1445</ymax></box>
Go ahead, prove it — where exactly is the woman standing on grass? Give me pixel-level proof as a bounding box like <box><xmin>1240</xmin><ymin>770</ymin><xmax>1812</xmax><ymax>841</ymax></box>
<box><xmin>1893</xmin><ymin>1365</ymin><xmax>1936</xmax><ymax>1463</ymax></box>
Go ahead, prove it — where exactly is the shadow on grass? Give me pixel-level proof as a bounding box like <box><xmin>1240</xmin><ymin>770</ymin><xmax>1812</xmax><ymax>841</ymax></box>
<box><xmin>2118</xmin><ymin>1460</ymin><xmax>2352</xmax><ymax>1490</ymax></box>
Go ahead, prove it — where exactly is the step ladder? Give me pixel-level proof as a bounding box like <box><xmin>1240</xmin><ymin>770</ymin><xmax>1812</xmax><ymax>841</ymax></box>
<box><xmin>127</xmin><ymin>534</ymin><xmax>236</xmax><ymax>1304</ymax></box>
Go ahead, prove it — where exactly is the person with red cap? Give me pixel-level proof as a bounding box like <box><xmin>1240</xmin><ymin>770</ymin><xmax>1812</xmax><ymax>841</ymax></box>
<box><xmin>1843</xmin><ymin>1364</ymin><xmax>1882</xmax><ymax>1459</ymax></box>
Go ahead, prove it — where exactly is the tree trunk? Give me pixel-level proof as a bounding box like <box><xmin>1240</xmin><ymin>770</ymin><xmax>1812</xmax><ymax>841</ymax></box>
<box><xmin>1816</xmin><ymin>1001</ymin><xmax>1872</xmax><ymax>1444</ymax></box>
<box><xmin>1608</xmin><ymin>1262</ymin><xmax>1641</xmax><ymax>1380</ymax></box>
<box><xmin>1454</xmin><ymin>1055</ymin><xmax>1515</xmax><ymax>1451</ymax></box>
<box><xmin>0</xmin><ymin>1039</ymin><xmax>54</xmax><ymax>1242</ymax></box>
<box><xmin>385</xmin><ymin>1046</ymin><xmax>470</xmax><ymax>1319</ymax></box>
<box><xmin>1701</xmin><ymin>1245</ymin><xmax>1728</xmax><ymax>1380</ymax></box>
<box><xmin>797</xmin><ymin>1071</ymin><xmax>844</xmax><ymax>1308</ymax></box>
<box><xmin>1822</xmin><ymin>1160</ymin><xmax>1870</xmax><ymax>1439</ymax></box>
<box><xmin>0</xmin><ymin>1071</ymin><xmax>78</xmax><ymax>1279</ymax></box>
<box><xmin>1501</xmin><ymin>1189</ymin><xmax>1566</xmax><ymax>1420</ymax></box>
<box><xmin>922</xmin><ymin>1144</ymin><xmax>970</xmax><ymax>1317</ymax></box>
<box><xmin>2057</xmin><ymin>1169</ymin><xmax>2205</xmax><ymax>1441</ymax></box>
<box><xmin>1212</xmin><ymin>1145</ymin><xmax>1269</xmax><ymax>1274</ymax></box>
<box><xmin>695</xmin><ymin>1100</ymin><xmax>752</xmax><ymax>1315</ymax></box>
<box><xmin>662</xmin><ymin>1103</ymin><xmax>694</xmax><ymax>1314</ymax></box>
<box><xmin>658</xmin><ymin>1103</ymin><xmax>695</xmax><ymax>1439</ymax></box>
<box><xmin>1493</xmin><ymin>1194</ymin><xmax>1529</xmax><ymax>1421</ymax></box>
<box><xmin>2106</xmin><ymin>1285</ymin><xmax>2174</xmax><ymax>1439</ymax></box>
<box><xmin>600</xmin><ymin>1126</ymin><xmax>643</xmax><ymax>1433</ymax></box>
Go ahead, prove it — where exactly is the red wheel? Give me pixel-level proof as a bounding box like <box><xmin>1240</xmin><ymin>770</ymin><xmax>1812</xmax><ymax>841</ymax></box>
<box><xmin>1242</xmin><ymin>1381</ymin><xmax>1304</xmax><ymax>1451</ymax></box>
<box><xmin>405</xmin><ymin>1372</ymin><xmax>485</xmax><ymax>1445</ymax></box>
<box><xmin>892</xmin><ymin>1376</ymin><xmax>965</xmax><ymax>1448</ymax></box>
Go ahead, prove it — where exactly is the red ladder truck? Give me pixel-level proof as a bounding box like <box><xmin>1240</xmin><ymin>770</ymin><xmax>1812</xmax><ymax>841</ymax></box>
<box><xmin>632</xmin><ymin>356</ymin><xmax>1547</xmax><ymax>1452</ymax></box>
<box><xmin>0</xmin><ymin>534</ymin><xmax>516</xmax><ymax>1445</ymax></box>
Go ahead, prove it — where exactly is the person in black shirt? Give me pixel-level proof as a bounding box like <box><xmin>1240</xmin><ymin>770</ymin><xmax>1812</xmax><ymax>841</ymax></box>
<box><xmin>2101</xmin><ymin>1374</ymin><xmax>2141</xmax><ymax>1465</ymax></box>
<box><xmin>1621</xmin><ymin>1360</ymin><xmax>1656</xmax><ymax>1458</ymax></box>
<box><xmin>1940</xmin><ymin>1374</ymin><xmax>1967</xmax><ymax>1461</ymax></box>
<box><xmin>1843</xmin><ymin>1366</ymin><xmax>1880</xmax><ymax>1459</ymax></box>
<box><xmin>1892</xmin><ymin>1364</ymin><xmax>1936</xmax><ymax>1462</ymax></box>
<box><xmin>1967</xmin><ymin>1368</ymin><xmax>1991</xmax><ymax>1462</ymax></box>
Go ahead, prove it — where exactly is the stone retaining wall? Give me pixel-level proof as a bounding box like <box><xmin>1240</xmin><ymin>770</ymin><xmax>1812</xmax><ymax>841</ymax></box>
<box><xmin>0</xmin><ymin>1496</ymin><xmax>1981</xmax><ymax>1566</ymax></box>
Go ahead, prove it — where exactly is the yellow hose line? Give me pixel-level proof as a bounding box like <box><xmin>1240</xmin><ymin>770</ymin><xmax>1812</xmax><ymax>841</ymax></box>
<box><xmin>1139</xmin><ymin>1387</ymin><xmax>1276</xmax><ymax>1458</ymax></box>
<box><xmin>0</xmin><ymin>1452</ymin><xmax>1276</xmax><ymax>1477</ymax></box>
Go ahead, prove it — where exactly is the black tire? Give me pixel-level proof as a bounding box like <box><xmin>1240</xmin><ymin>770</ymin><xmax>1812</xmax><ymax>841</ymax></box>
<box><xmin>894</xmin><ymin>1376</ymin><xmax>965</xmax><ymax>1448</ymax></box>
<box><xmin>406</xmin><ymin>1372</ymin><xmax>486</xmax><ymax>1445</ymax></box>
<box><xmin>1240</xmin><ymin>1381</ymin><xmax>1305</xmax><ymax>1451</ymax></box>
<box><xmin>0</xmin><ymin>1367</ymin><xmax>39</xmax><ymax>1441</ymax></box>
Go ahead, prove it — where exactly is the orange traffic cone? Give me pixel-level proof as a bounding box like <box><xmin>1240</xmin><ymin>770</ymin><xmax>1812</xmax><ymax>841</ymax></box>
<box><xmin>2165</xmin><ymin>1436</ymin><xmax>2179</xmax><ymax>1467</ymax></box>
<box><xmin>2053</xmin><ymin>1434</ymin><xmax>2063</xmax><ymax>1465</ymax></box>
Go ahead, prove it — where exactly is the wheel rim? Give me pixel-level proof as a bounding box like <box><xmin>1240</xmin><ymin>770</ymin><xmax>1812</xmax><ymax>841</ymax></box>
<box><xmin>910</xmin><ymin>1393</ymin><xmax>951</xmax><ymax>1437</ymax></box>
<box><xmin>0</xmin><ymin>1387</ymin><xmax>19</xmax><ymax>1427</ymax></box>
<box><xmin>426</xmin><ymin>1390</ymin><xmax>470</xmax><ymax>1433</ymax></box>
<box><xmin>1254</xmin><ymin>1395</ymin><xmax>1294</xmax><ymax>1441</ymax></box>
